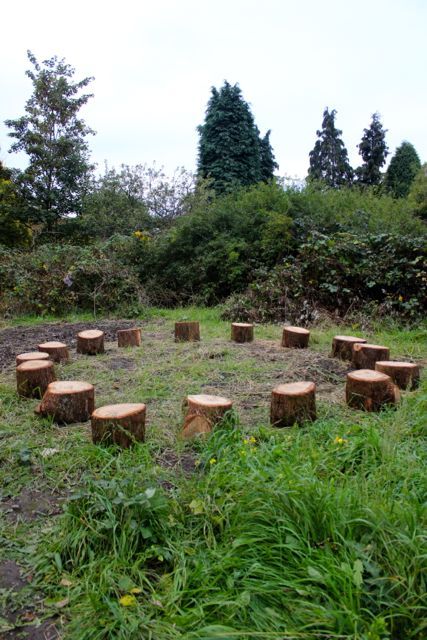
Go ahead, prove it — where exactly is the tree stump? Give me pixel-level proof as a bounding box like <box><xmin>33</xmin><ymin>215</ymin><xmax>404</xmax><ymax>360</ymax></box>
<box><xmin>174</xmin><ymin>321</ymin><xmax>200</xmax><ymax>343</ymax></box>
<box><xmin>91</xmin><ymin>403</ymin><xmax>146</xmax><ymax>447</ymax></box>
<box><xmin>182</xmin><ymin>394</ymin><xmax>233</xmax><ymax>439</ymax></box>
<box><xmin>352</xmin><ymin>343</ymin><xmax>390</xmax><ymax>370</ymax></box>
<box><xmin>16</xmin><ymin>351</ymin><xmax>50</xmax><ymax>366</ymax></box>
<box><xmin>231</xmin><ymin>322</ymin><xmax>254</xmax><ymax>343</ymax></box>
<box><xmin>375</xmin><ymin>361</ymin><xmax>420</xmax><ymax>391</ymax></box>
<box><xmin>281</xmin><ymin>326</ymin><xmax>310</xmax><ymax>349</ymax></box>
<box><xmin>76</xmin><ymin>330</ymin><xmax>105</xmax><ymax>355</ymax></box>
<box><xmin>346</xmin><ymin>369</ymin><xmax>400</xmax><ymax>411</ymax></box>
<box><xmin>332</xmin><ymin>335</ymin><xmax>367</xmax><ymax>361</ymax></box>
<box><xmin>38</xmin><ymin>341</ymin><xmax>69</xmax><ymax>363</ymax></box>
<box><xmin>16</xmin><ymin>360</ymin><xmax>56</xmax><ymax>398</ymax></box>
<box><xmin>36</xmin><ymin>381</ymin><xmax>95</xmax><ymax>423</ymax></box>
<box><xmin>117</xmin><ymin>328</ymin><xmax>142</xmax><ymax>348</ymax></box>
<box><xmin>270</xmin><ymin>381</ymin><xmax>316</xmax><ymax>427</ymax></box>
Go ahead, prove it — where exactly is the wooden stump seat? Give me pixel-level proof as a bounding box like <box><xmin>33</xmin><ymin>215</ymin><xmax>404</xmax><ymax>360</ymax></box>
<box><xmin>117</xmin><ymin>328</ymin><xmax>142</xmax><ymax>348</ymax></box>
<box><xmin>36</xmin><ymin>381</ymin><xmax>95</xmax><ymax>423</ymax></box>
<box><xmin>91</xmin><ymin>403</ymin><xmax>146</xmax><ymax>448</ymax></box>
<box><xmin>16</xmin><ymin>351</ymin><xmax>50</xmax><ymax>366</ymax></box>
<box><xmin>175</xmin><ymin>321</ymin><xmax>200</xmax><ymax>343</ymax></box>
<box><xmin>182</xmin><ymin>393</ymin><xmax>233</xmax><ymax>439</ymax></box>
<box><xmin>281</xmin><ymin>326</ymin><xmax>310</xmax><ymax>349</ymax></box>
<box><xmin>231</xmin><ymin>322</ymin><xmax>254</xmax><ymax>343</ymax></box>
<box><xmin>38</xmin><ymin>341</ymin><xmax>69</xmax><ymax>363</ymax></box>
<box><xmin>270</xmin><ymin>381</ymin><xmax>316</xmax><ymax>427</ymax></box>
<box><xmin>375</xmin><ymin>361</ymin><xmax>420</xmax><ymax>391</ymax></box>
<box><xmin>332</xmin><ymin>335</ymin><xmax>367</xmax><ymax>361</ymax></box>
<box><xmin>352</xmin><ymin>343</ymin><xmax>390</xmax><ymax>370</ymax></box>
<box><xmin>76</xmin><ymin>330</ymin><xmax>105</xmax><ymax>355</ymax></box>
<box><xmin>346</xmin><ymin>369</ymin><xmax>400</xmax><ymax>411</ymax></box>
<box><xmin>16</xmin><ymin>360</ymin><xmax>56</xmax><ymax>398</ymax></box>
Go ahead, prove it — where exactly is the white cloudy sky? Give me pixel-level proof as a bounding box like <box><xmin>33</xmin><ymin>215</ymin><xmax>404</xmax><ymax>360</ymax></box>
<box><xmin>1</xmin><ymin>0</ymin><xmax>426</xmax><ymax>179</ymax></box>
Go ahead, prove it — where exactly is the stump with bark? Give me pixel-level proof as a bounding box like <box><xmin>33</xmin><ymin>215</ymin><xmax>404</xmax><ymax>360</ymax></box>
<box><xmin>281</xmin><ymin>326</ymin><xmax>310</xmax><ymax>349</ymax></box>
<box><xmin>91</xmin><ymin>403</ymin><xmax>146</xmax><ymax>447</ymax></box>
<box><xmin>76</xmin><ymin>330</ymin><xmax>105</xmax><ymax>355</ymax></box>
<box><xmin>231</xmin><ymin>322</ymin><xmax>254</xmax><ymax>343</ymax></box>
<box><xmin>117</xmin><ymin>328</ymin><xmax>142</xmax><ymax>348</ymax></box>
<box><xmin>16</xmin><ymin>360</ymin><xmax>56</xmax><ymax>398</ymax></box>
<box><xmin>174</xmin><ymin>321</ymin><xmax>200</xmax><ymax>343</ymax></box>
<box><xmin>36</xmin><ymin>381</ymin><xmax>95</xmax><ymax>423</ymax></box>
<box><xmin>352</xmin><ymin>343</ymin><xmax>390</xmax><ymax>370</ymax></box>
<box><xmin>38</xmin><ymin>341</ymin><xmax>69</xmax><ymax>363</ymax></box>
<box><xmin>182</xmin><ymin>393</ymin><xmax>233</xmax><ymax>439</ymax></box>
<box><xmin>332</xmin><ymin>335</ymin><xmax>367</xmax><ymax>361</ymax></box>
<box><xmin>270</xmin><ymin>381</ymin><xmax>316</xmax><ymax>427</ymax></box>
<box><xmin>375</xmin><ymin>361</ymin><xmax>420</xmax><ymax>391</ymax></box>
<box><xmin>16</xmin><ymin>351</ymin><xmax>50</xmax><ymax>366</ymax></box>
<box><xmin>346</xmin><ymin>369</ymin><xmax>400</xmax><ymax>411</ymax></box>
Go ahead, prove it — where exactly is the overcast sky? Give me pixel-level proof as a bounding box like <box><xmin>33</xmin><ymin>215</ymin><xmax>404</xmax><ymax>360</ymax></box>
<box><xmin>1</xmin><ymin>0</ymin><xmax>426</xmax><ymax>179</ymax></box>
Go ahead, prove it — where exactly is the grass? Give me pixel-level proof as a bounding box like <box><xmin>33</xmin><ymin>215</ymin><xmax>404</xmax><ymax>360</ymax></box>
<box><xmin>0</xmin><ymin>307</ymin><xmax>426</xmax><ymax>639</ymax></box>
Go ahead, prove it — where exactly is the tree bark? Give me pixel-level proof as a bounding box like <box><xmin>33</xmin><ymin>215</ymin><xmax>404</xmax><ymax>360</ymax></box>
<box><xmin>117</xmin><ymin>328</ymin><xmax>142</xmax><ymax>348</ymax></box>
<box><xmin>38</xmin><ymin>341</ymin><xmax>69</xmax><ymax>363</ymax></box>
<box><xmin>270</xmin><ymin>381</ymin><xmax>316</xmax><ymax>427</ymax></box>
<box><xmin>332</xmin><ymin>335</ymin><xmax>367</xmax><ymax>361</ymax></box>
<box><xmin>375</xmin><ymin>361</ymin><xmax>420</xmax><ymax>391</ymax></box>
<box><xmin>174</xmin><ymin>322</ymin><xmax>200</xmax><ymax>343</ymax></box>
<box><xmin>16</xmin><ymin>351</ymin><xmax>50</xmax><ymax>366</ymax></box>
<box><xmin>36</xmin><ymin>380</ymin><xmax>95</xmax><ymax>423</ymax></box>
<box><xmin>16</xmin><ymin>360</ymin><xmax>56</xmax><ymax>398</ymax></box>
<box><xmin>281</xmin><ymin>326</ymin><xmax>310</xmax><ymax>348</ymax></box>
<box><xmin>346</xmin><ymin>369</ymin><xmax>400</xmax><ymax>411</ymax></box>
<box><xmin>352</xmin><ymin>343</ymin><xmax>389</xmax><ymax>370</ymax></box>
<box><xmin>231</xmin><ymin>322</ymin><xmax>254</xmax><ymax>343</ymax></box>
<box><xmin>182</xmin><ymin>393</ymin><xmax>233</xmax><ymax>439</ymax></box>
<box><xmin>76</xmin><ymin>330</ymin><xmax>105</xmax><ymax>355</ymax></box>
<box><xmin>91</xmin><ymin>403</ymin><xmax>146</xmax><ymax>447</ymax></box>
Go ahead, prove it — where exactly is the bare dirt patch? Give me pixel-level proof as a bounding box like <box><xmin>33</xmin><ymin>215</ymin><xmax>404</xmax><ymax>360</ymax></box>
<box><xmin>0</xmin><ymin>560</ymin><xmax>27</xmax><ymax>591</ymax></box>
<box><xmin>2</xmin><ymin>619</ymin><xmax>59</xmax><ymax>640</ymax></box>
<box><xmin>1</xmin><ymin>488</ymin><xmax>64</xmax><ymax>523</ymax></box>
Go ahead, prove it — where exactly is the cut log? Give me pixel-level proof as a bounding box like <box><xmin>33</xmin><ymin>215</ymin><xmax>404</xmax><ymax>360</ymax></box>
<box><xmin>281</xmin><ymin>326</ymin><xmax>310</xmax><ymax>349</ymax></box>
<box><xmin>375</xmin><ymin>361</ymin><xmax>420</xmax><ymax>391</ymax></box>
<box><xmin>352</xmin><ymin>343</ymin><xmax>389</xmax><ymax>370</ymax></box>
<box><xmin>182</xmin><ymin>393</ymin><xmax>233</xmax><ymax>439</ymax></box>
<box><xmin>91</xmin><ymin>403</ymin><xmax>146</xmax><ymax>447</ymax></box>
<box><xmin>38</xmin><ymin>341</ymin><xmax>69</xmax><ymax>363</ymax></box>
<box><xmin>117</xmin><ymin>328</ymin><xmax>142</xmax><ymax>348</ymax></box>
<box><xmin>16</xmin><ymin>360</ymin><xmax>56</xmax><ymax>398</ymax></box>
<box><xmin>76</xmin><ymin>330</ymin><xmax>105</xmax><ymax>355</ymax></box>
<box><xmin>174</xmin><ymin>321</ymin><xmax>200</xmax><ymax>343</ymax></box>
<box><xmin>16</xmin><ymin>351</ymin><xmax>50</xmax><ymax>366</ymax></box>
<box><xmin>346</xmin><ymin>369</ymin><xmax>400</xmax><ymax>411</ymax></box>
<box><xmin>36</xmin><ymin>381</ymin><xmax>95</xmax><ymax>424</ymax></box>
<box><xmin>231</xmin><ymin>322</ymin><xmax>254</xmax><ymax>343</ymax></box>
<box><xmin>270</xmin><ymin>381</ymin><xmax>316</xmax><ymax>427</ymax></box>
<box><xmin>332</xmin><ymin>335</ymin><xmax>367</xmax><ymax>361</ymax></box>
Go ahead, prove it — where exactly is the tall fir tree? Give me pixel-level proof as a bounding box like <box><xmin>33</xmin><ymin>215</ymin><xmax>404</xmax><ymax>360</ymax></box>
<box><xmin>308</xmin><ymin>108</ymin><xmax>353</xmax><ymax>187</ymax></box>
<box><xmin>356</xmin><ymin>113</ymin><xmax>388</xmax><ymax>186</ymax></box>
<box><xmin>385</xmin><ymin>141</ymin><xmax>421</xmax><ymax>198</ymax></box>
<box><xmin>197</xmin><ymin>82</ymin><xmax>276</xmax><ymax>193</ymax></box>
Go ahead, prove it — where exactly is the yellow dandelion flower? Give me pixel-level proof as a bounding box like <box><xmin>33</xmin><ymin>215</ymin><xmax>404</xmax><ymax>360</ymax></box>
<box><xmin>209</xmin><ymin>458</ymin><xmax>217</xmax><ymax>465</ymax></box>
<box><xmin>119</xmin><ymin>594</ymin><xmax>137</xmax><ymax>607</ymax></box>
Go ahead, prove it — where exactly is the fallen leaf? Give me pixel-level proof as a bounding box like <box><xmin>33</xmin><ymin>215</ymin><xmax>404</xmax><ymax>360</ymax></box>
<box><xmin>40</xmin><ymin>448</ymin><xmax>60</xmax><ymax>458</ymax></box>
<box><xmin>60</xmin><ymin>578</ymin><xmax>73</xmax><ymax>587</ymax></box>
<box><xmin>130</xmin><ymin>587</ymin><xmax>142</xmax><ymax>594</ymax></box>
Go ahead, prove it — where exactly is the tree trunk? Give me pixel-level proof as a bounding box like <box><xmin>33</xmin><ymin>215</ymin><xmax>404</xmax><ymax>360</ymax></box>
<box><xmin>281</xmin><ymin>326</ymin><xmax>310</xmax><ymax>349</ymax></box>
<box><xmin>38</xmin><ymin>341</ymin><xmax>69</xmax><ymax>363</ymax></box>
<box><xmin>16</xmin><ymin>351</ymin><xmax>50</xmax><ymax>366</ymax></box>
<box><xmin>174</xmin><ymin>321</ymin><xmax>200</xmax><ymax>343</ymax></box>
<box><xmin>117</xmin><ymin>328</ymin><xmax>142</xmax><ymax>348</ymax></box>
<box><xmin>352</xmin><ymin>343</ymin><xmax>389</xmax><ymax>370</ymax></box>
<box><xmin>16</xmin><ymin>360</ymin><xmax>56</xmax><ymax>398</ymax></box>
<box><xmin>346</xmin><ymin>369</ymin><xmax>400</xmax><ymax>411</ymax></box>
<box><xmin>91</xmin><ymin>403</ymin><xmax>146</xmax><ymax>447</ymax></box>
<box><xmin>270</xmin><ymin>381</ymin><xmax>316</xmax><ymax>427</ymax></box>
<box><xmin>36</xmin><ymin>381</ymin><xmax>95</xmax><ymax>423</ymax></box>
<box><xmin>76</xmin><ymin>330</ymin><xmax>105</xmax><ymax>355</ymax></box>
<box><xmin>231</xmin><ymin>322</ymin><xmax>254</xmax><ymax>343</ymax></box>
<box><xmin>375</xmin><ymin>361</ymin><xmax>420</xmax><ymax>391</ymax></box>
<box><xmin>182</xmin><ymin>393</ymin><xmax>233</xmax><ymax>439</ymax></box>
<box><xmin>332</xmin><ymin>335</ymin><xmax>367</xmax><ymax>360</ymax></box>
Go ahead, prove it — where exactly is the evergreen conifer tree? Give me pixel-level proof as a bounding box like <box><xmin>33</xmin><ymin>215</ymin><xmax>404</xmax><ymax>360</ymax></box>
<box><xmin>356</xmin><ymin>113</ymin><xmax>388</xmax><ymax>186</ymax></box>
<box><xmin>308</xmin><ymin>108</ymin><xmax>353</xmax><ymax>187</ymax></box>
<box><xmin>385</xmin><ymin>141</ymin><xmax>421</xmax><ymax>198</ymax></box>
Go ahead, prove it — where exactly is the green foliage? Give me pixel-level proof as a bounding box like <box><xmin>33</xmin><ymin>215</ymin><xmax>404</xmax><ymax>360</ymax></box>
<box><xmin>385</xmin><ymin>141</ymin><xmax>421</xmax><ymax>198</ymax></box>
<box><xmin>259</xmin><ymin>129</ymin><xmax>278</xmax><ymax>182</ymax></box>
<box><xmin>308</xmin><ymin>107</ymin><xmax>353</xmax><ymax>187</ymax></box>
<box><xmin>356</xmin><ymin>113</ymin><xmax>389</xmax><ymax>186</ymax></box>
<box><xmin>0</xmin><ymin>161</ymin><xmax>32</xmax><ymax>247</ymax></box>
<box><xmin>408</xmin><ymin>163</ymin><xmax>427</xmax><ymax>220</ymax></box>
